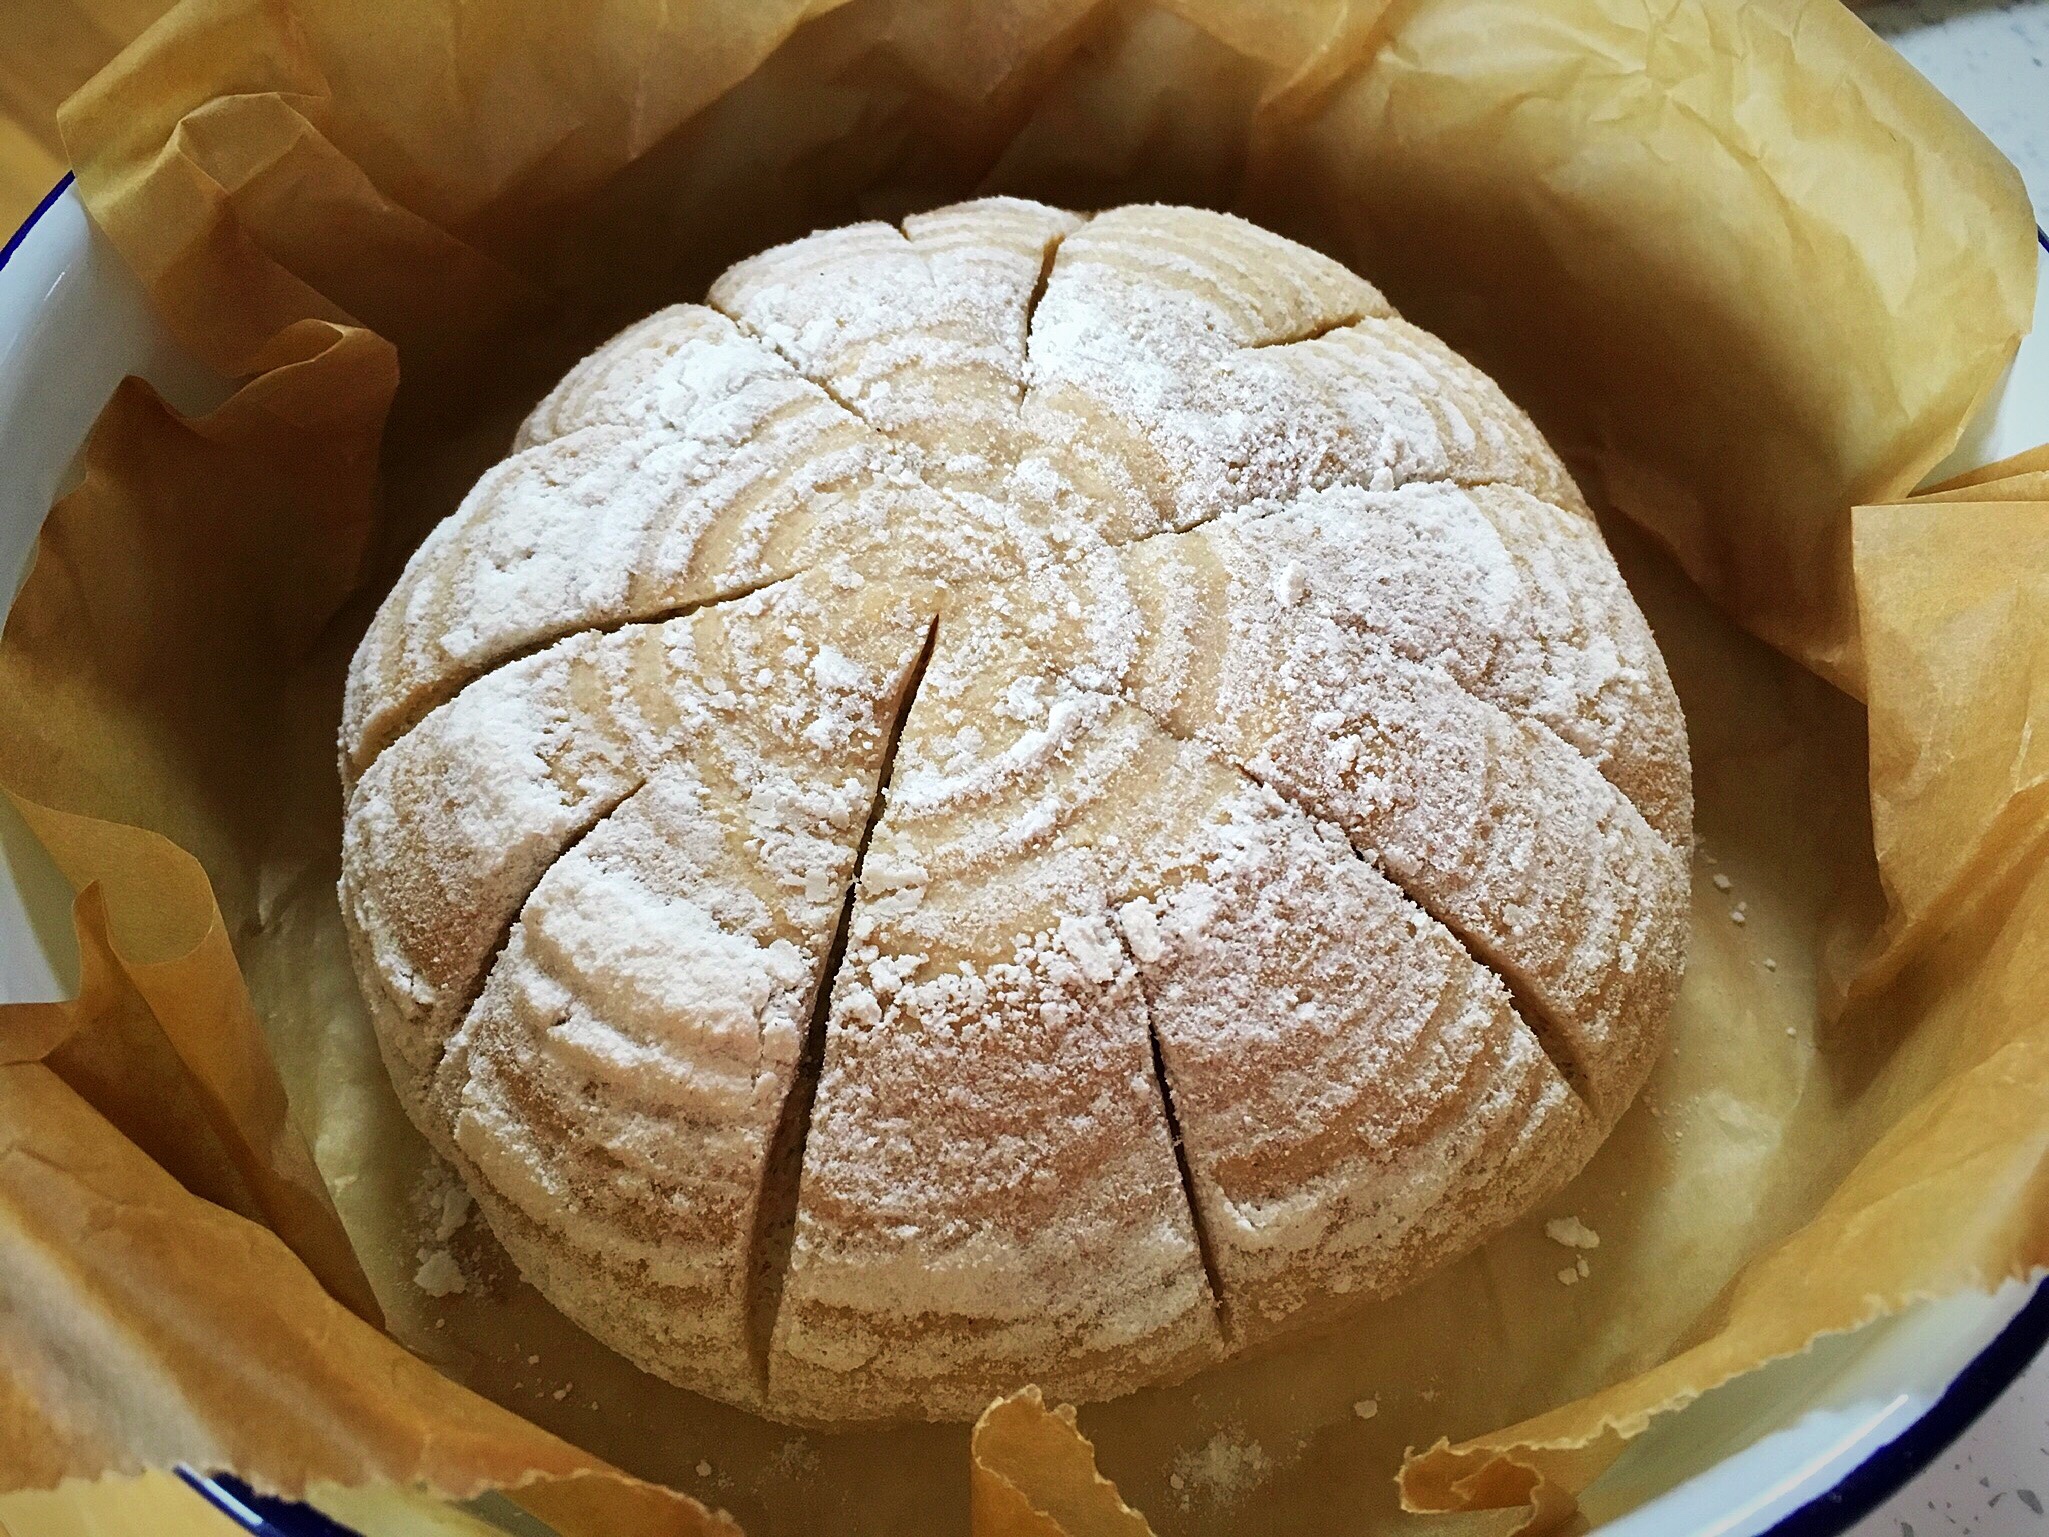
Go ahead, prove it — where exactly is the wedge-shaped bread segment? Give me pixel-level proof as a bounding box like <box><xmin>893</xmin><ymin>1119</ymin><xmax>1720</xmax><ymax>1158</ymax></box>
<box><xmin>340</xmin><ymin>571</ymin><xmax>936</xmax><ymax>1135</ymax></box>
<box><xmin>1136</xmin><ymin>483</ymin><xmax>1691</xmax><ymax>845</ymax></box>
<box><xmin>1041</xmin><ymin>204</ymin><xmax>1391</xmax><ymax>350</ymax></box>
<box><xmin>342</xmin><ymin>310</ymin><xmax>931</xmax><ymax>783</ymax></box>
<box><xmin>769</xmin><ymin>659</ymin><xmax>1221</xmax><ymax>1422</ymax></box>
<box><xmin>1022</xmin><ymin>206</ymin><xmax>1569</xmax><ymax>541</ymax></box>
<box><xmin>1268</xmin><ymin>316</ymin><xmax>1583</xmax><ymax>508</ymax></box>
<box><xmin>342</xmin><ymin>628</ymin><xmax>663</xmax><ymax>1124</ymax></box>
<box><xmin>1019</xmin><ymin>205</ymin><xmax>1385</xmax><ymax>543</ymax></box>
<box><xmin>770</xmin><ymin>850</ymin><xmax>1222</xmax><ymax>1423</ymax></box>
<box><xmin>512</xmin><ymin>303</ymin><xmax>795</xmax><ymax>449</ymax></box>
<box><xmin>1448</xmin><ymin>484</ymin><xmax>1690</xmax><ymax>840</ymax></box>
<box><xmin>436</xmin><ymin>717</ymin><xmax>904</xmax><ymax>1411</ymax></box>
<box><xmin>1099</xmin><ymin>750</ymin><xmax>1597</xmax><ymax>1344</ymax></box>
<box><xmin>709</xmin><ymin>198</ymin><xmax>1082</xmax><ymax>499</ymax></box>
<box><xmin>1119</xmin><ymin>525</ymin><xmax>1687</xmax><ymax>1116</ymax></box>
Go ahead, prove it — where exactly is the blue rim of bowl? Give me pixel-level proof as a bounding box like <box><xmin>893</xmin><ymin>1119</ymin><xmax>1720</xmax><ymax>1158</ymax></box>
<box><xmin>1757</xmin><ymin>1277</ymin><xmax>2049</xmax><ymax>1537</ymax></box>
<box><xmin>10</xmin><ymin>175</ymin><xmax>2049</xmax><ymax>1537</ymax></box>
<box><xmin>0</xmin><ymin>171</ymin><xmax>72</xmax><ymax>273</ymax></box>
<box><xmin>175</xmin><ymin>1471</ymin><xmax>361</xmax><ymax>1536</ymax></box>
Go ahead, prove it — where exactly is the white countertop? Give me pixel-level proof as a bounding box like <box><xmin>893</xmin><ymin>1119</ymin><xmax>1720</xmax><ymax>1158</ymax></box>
<box><xmin>1845</xmin><ymin>1357</ymin><xmax>2049</xmax><ymax>1535</ymax></box>
<box><xmin>1834</xmin><ymin>5</ymin><xmax>2047</xmax><ymax>1534</ymax></box>
<box><xmin>1867</xmin><ymin>0</ymin><xmax>2049</xmax><ymax>232</ymax></box>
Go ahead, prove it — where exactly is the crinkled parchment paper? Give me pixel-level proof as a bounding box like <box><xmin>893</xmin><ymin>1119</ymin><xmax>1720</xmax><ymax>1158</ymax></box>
<box><xmin>0</xmin><ymin>1</ymin><xmax>2041</xmax><ymax>1534</ymax></box>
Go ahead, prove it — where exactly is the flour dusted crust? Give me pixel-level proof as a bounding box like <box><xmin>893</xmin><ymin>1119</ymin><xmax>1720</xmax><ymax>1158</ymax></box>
<box><xmin>340</xmin><ymin>200</ymin><xmax>1692</xmax><ymax>1426</ymax></box>
<box><xmin>709</xmin><ymin>199</ymin><xmax>1084</xmax><ymax>500</ymax></box>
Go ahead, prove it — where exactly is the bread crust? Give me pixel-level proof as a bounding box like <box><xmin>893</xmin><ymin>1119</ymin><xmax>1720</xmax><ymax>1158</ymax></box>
<box><xmin>340</xmin><ymin>199</ymin><xmax>1692</xmax><ymax>1426</ymax></box>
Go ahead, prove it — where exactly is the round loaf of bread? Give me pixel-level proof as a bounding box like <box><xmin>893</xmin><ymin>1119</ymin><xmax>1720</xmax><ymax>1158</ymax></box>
<box><xmin>339</xmin><ymin>200</ymin><xmax>1692</xmax><ymax>1426</ymax></box>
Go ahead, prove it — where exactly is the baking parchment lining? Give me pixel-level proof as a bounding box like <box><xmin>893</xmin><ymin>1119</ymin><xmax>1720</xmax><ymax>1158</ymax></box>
<box><xmin>0</xmin><ymin>2</ymin><xmax>2040</xmax><ymax>1533</ymax></box>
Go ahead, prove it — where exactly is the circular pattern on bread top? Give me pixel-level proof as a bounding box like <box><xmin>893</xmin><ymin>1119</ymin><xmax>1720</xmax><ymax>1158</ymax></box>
<box><xmin>339</xmin><ymin>200</ymin><xmax>1692</xmax><ymax>1426</ymax></box>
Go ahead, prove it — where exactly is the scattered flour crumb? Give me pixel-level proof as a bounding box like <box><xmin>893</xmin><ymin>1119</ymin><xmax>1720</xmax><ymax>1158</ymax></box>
<box><xmin>1729</xmin><ymin>905</ymin><xmax>1747</xmax><ymax>926</ymax></box>
<box><xmin>1558</xmin><ymin>1266</ymin><xmax>1581</xmax><ymax>1286</ymax></box>
<box><xmin>1764</xmin><ymin>957</ymin><xmax>1779</xmax><ymax>972</ymax></box>
<box><xmin>411</xmin><ymin>1163</ymin><xmax>474</xmax><ymax>1297</ymax></box>
<box><xmin>1169</xmin><ymin>1473</ymin><xmax>1185</xmax><ymax>1491</ymax></box>
<box><xmin>1710</xmin><ymin>872</ymin><xmax>1732</xmax><ymax>892</ymax></box>
<box><xmin>552</xmin><ymin>1385</ymin><xmax>570</xmax><ymax>1401</ymax></box>
<box><xmin>526</xmin><ymin>1354</ymin><xmax>540</xmax><ymax>1366</ymax></box>
<box><xmin>1544</xmin><ymin>1215</ymin><xmax>1600</xmax><ymax>1250</ymax></box>
<box><xmin>433</xmin><ymin>1183</ymin><xmax>474</xmax><ymax>1243</ymax></box>
<box><xmin>414</xmin><ymin>1248</ymin><xmax>466</xmax><ymax>1297</ymax></box>
<box><xmin>1577</xmin><ymin>1254</ymin><xmax>1591</xmax><ymax>1278</ymax></box>
<box><xmin>1353</xmin><ymin>1398</ymin><xmax>1378</xmax><ymax>1420</ymax></box>
<box><xmin>696</xmin><ymin>1461</ymin><xmax>713</xmax><ymax>1479</ymax></box>
<box><xmin>1172</xmin><ymin>1427</ymin><xmax>1272</xmax><ymax>1508</ymax></box>
<box><xmin>1272</xmin><ymin>561</ymin><xmax>1308</xmax><ymax>606</ymax></box>
<box><xmin>762</xmin><ymin>1436</ymin><xmax>819</xmax><ymax>1488</ymax></box>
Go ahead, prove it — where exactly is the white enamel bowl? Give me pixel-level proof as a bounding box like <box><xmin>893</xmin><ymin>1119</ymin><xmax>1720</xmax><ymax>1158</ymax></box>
<box><xmin>3</xmin><ymin>181</ymin><xmax>2045</xmax><ymax>1537</ymax></box>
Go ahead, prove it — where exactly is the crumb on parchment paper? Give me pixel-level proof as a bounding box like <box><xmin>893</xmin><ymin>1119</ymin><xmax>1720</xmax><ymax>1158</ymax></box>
<box><xmin>1171</xmin><ymin>1426</ymin><xmax>1274</xmax><ymax>1510</ymax></box>
<box><xmin>413</xmin><ymin>1248</ymin><xmax>465</xmax><ymax>1297</ymax></box>
<box><xmin>1544</xmin><ymin>1215</ymin><xmax>1600</xmax><ymax>1250</ymax></box>
<box><xmin>410</xmin><ymin>1159</ymin><xmax>476</xmax><ymax>1298</ymax></box>
<box><xmin>753</xmin><ymin>1435</ymin><xmax>821</xmax><ymax>1496</ymax></box>
<box><xmin>433</xmin><ymin>1182</ymin><xmax>474</xmax><ymax>1242</ymax></box>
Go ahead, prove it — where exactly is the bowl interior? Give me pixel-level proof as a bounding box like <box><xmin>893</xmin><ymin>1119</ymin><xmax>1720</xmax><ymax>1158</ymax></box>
<box><xmin>1</xmin><ymin>188</ymin><xmax>2043</xmax><ymax>1537</ymax></box>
